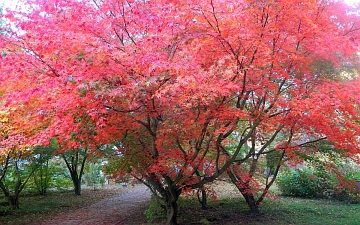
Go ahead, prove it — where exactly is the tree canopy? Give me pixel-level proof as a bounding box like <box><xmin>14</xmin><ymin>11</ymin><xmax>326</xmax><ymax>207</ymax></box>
<box><xmin>1</xmin><ymin>0</ymin><xmax>360</xmax><ymax>224</ymax></box>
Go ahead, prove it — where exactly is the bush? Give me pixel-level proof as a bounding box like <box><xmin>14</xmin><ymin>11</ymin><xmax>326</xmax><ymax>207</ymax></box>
<box><xmin>332</xmin><ymin>171</ymin><xmax>360</xmax><ymax>203</ymax></box>
<box><xmin>277</xmin><ymin>168</ymin><xmax>332</xmax><ymax>198</ymax></box>
<box><xmin>277</xmin><ymin>167</ymin><xmax>360</xmax><ymax>202</ymax></box>
<box><xmin>332</xmin><ymin>188</ymin><xmax>360</xmax><ymax>203</ymax></box>
<box><xmin>52</xmin><ymin>174</ymin><xmax>73</xmax><ymax>191</ymax></box>
<box><xmin>0</xmin><ymin>202</ymin><xmax>10</xmax><ymax>216</ymax></box>
<box><xmin>144</xmin><ymin>195</ymin><xmax>165</xmax><ymax>223</ymax></box>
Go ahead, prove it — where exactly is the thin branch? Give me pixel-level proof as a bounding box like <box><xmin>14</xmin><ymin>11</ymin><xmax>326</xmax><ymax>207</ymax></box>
<box><xmin>105</xmin><ymin>105</ymin><xmax>142</xmax><ymax>113</ymax></box>
<box><xmin>344</xmin><ymin>21</ymin><xmax>360</xmax><ymax>36</ymax></box>
<box><xmin>210</xmin><ymin>0</ymin><xmax>221</xmax><ymax>34</ymax></box>
<box><xmin>176</xmin><ymin>139</ymin><xmax>187</xmax><ymax>159</ymax></box>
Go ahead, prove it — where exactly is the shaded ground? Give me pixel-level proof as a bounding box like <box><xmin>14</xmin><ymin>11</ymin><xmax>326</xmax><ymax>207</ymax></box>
<box><xmin>37</xmin><ymin>185</ymin><xmax>151</xmax><ymax>225</ymax></box>
<box><xmin>10</xmin><ymin>181</ymin><xmax>359</xmax><ymax>225</ymax></box>
<box><xmin>35</xmin><ymin>181</ymin><xmax>240</xmax><ymax>225</ymax></box>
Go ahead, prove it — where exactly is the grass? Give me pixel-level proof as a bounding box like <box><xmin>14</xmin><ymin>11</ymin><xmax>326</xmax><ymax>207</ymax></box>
<box><xmin>0</xmin><ymin>184</ymin><xmax>128</xmax><ymax>225</ymax></box>
<box><xmin>255</xmin><ymin>197</ymin><xmax>359</xmax><ymax>225</ymax></box>
<box><xmin>145</xmin><ymin>181</ymin><xmax>360</xmax><ymax>224</ymax></box>
<box><xmin>175</xmin><ymin>196</ymin><xmax>360</xmax><ymax>225</ymax></box>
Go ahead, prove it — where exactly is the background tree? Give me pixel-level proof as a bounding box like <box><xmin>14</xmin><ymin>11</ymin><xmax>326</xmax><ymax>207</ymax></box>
<box><xmin>30</xmin><ymin>141</ymin><xmax>57</xmax><ymax>195</ymax></box>
<box><xmin>83</xmin><ymin>160</ymin><xmax>106</xmax><ymax>190</ymax></box>
<box><xmin>0</xmin><ymin>110</ymin><xmax>36</xmax><ymax>209</ymax></box>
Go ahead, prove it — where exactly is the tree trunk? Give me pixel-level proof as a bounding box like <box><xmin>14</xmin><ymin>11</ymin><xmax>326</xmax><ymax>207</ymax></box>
<box><xmin>144</xmin><ymin>174</ymin><xmax>182</xmax><ymax>225</ymax></box>
<box><xmin>197</xmin><ymin>188</ymin><xmax>208</xmax><ymax>209</ymax></box>
<box><xmin>166</xmin><ymin>200</ymin><xmax>178</xmax><ymax>225</ymax></box>
<box><xmin>72</xmin><ymin>175</ymin><xmax>82</xmax><ymax>195</ymax></box>
<box><xmin>228</xmin><ymin>170</ymin><xmax>260</xmax><ymax>214</ymax></box>
<box><xmin>242</xmin><ymin>192</ymin><xmax>259</xmax><ymax>214</ymax></box>
<box><xmin>0</xmin><ymin>159</ymin><xmax>37</xmax><ymax>210</ymax></box>
<box><xmin>164</xmin><ymin>184</ymin><xmax>182</xmax><ymax>225</ymax></box>
<box><xmin>62</xmin><ymin>150</ymin><xmax>87</xmax><ymax>196</ymax></box>
<box><xmin>74</xmin><ymin>181</ymin><xmax>81</xmax><ymax>195</ymax></box>
<box><xmin>8</xmin><ymin>195</ymin><xmax>19</xmax><ymax>209</ymax></box>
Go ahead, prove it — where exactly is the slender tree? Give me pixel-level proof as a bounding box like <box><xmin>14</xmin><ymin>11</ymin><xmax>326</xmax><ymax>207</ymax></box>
<box><xmin>61</xmin><ymin>148</ymin><xmax>87</xmax><ymax>195</ymax></box>
<box><xmin>31</xmin><ymin>141</ymin><xmax>57</xmax><ymax>195</ymax></box>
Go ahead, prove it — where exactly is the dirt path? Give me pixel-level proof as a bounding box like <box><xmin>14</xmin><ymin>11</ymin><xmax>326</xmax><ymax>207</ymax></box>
<box><xmin>39</xmin><ymin>185</ymin><xmax>151</xmax><ymax>225</ymax></box>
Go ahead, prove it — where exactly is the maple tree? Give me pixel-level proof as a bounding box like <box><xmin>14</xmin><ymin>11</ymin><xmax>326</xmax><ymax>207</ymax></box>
<box><xmin>0</xmin><ymin>109</ymin><xmax>36</xmax><ymax>209</ymax></box>
<box><xmin>1</xmin><ymin>0</ymin><xmax>360</xmax><ymax>224</ymax></box>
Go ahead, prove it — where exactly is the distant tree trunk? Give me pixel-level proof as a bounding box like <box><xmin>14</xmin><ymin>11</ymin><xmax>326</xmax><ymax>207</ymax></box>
<box><xmin>33</xmin><ymin>159</ymin><xmax>49</xmax><ymax>195</ymax></box>
<box><xmin>62</xmin><ymin>149</ymin><xmax>87</xmax><ymax>195</ymax></box>
<box><xmin>197</xmin><ymin>188</ymin><xmax>208</xmax><ymax>209</ymax></box>
<box><xmin>12</xmin><ymin>160</ymin><xmax>37</xmax><ymax>209</ymax></box>
<box><xmin>43</xmin><ymin>160</ymin><xmax>49</xmax><ymax>195</ymax></box>
<box><xmin>40</xmin><ymin>160</ymin><xmax>49</xmax><ymax>195</ymax></box>
<box><xmin>71</xmin><ymin>172</ymin><xmax>82</xmax><ymax>195</ymax></box>
<box><xmin>7</xmin><ymin>195</ymin><xmax>19</xmax><ymax>209</ymax></box>
<box><xmin>0</xmin><ymin>182</ymin><xmax>18</xmax><ymax>209</ymax></box>
<box><xmin>0</xmin><ymin>159</ymin><xmax>37</xmax><ymax>209</ymax></box>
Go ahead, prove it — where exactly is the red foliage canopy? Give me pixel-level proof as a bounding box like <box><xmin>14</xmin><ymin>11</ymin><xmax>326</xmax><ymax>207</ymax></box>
<box><xmin>1</xmin><ymin>0</ymin><xmax>360</xmax><ymax>189</ymax></box>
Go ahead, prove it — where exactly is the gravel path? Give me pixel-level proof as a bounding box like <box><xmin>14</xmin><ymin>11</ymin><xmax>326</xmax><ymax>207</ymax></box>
<box><xmin>40</xmin><ymin>185</ymin><xmax>151</xmax><ymax>225</ymax></box>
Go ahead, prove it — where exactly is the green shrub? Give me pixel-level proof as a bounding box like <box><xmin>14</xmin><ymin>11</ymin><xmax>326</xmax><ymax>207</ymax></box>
<box><xmin>266</xmin><ymin>150</ymin><xmax>283</xmax><ymax>176</ymax></box>
<box><xmin>52</xmin><ymin>174</ymin><xmax>73</xmax><ymax>191</ymax></box>
<box><xmin>278</xmin><ymin>167</ymin><xmax>360</xmax><ymax>202</ymax></box>
<box><xmin>277</xmin><ymin>168</ymin><xmax>332</xmax><ymax>198</ymax></box>
<box><xmin>83</xmin><ymin>162</ymin><xmax>106</xmax><ymax>188</ymax></box>
<box><xmin>344</xmin><ymin>171</ymin><xmax>360</xmax><ymax>181</ymax></box>
<box><xmin>0</xmin><ymin>202</ymin><xmax>10</xmax><ymax>216</ymax></box>
<box><xmin>332</xmin><ymin>188</ymin><xmax>360</xmax><ymax>203</ymax></box>
<box><xmin>144</xmin><ymin>195</ymin><xmax>165</xmax><ymax>223</ymax></box>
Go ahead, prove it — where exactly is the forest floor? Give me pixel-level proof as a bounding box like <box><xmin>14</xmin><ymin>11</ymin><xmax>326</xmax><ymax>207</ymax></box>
<box><xmin>31</xmin><ymin>181</ymin><xmax>243</xmax><ymax>225</ymax></box>
<box><xmin>37</xmin><ymin>181</ymin><xmax>360</xmax><ymax>225</ymax></box>
<box><xmin>2</xmin><ymin>181</ymin><xmax>359</xmax><ymax>225</ymax></box>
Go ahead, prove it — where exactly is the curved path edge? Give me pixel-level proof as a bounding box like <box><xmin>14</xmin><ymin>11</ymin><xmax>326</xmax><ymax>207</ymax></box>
<box><xmin>39</xmin><ymin>185</ymin><xmax>151</xmax><ymax>225</ymax></box>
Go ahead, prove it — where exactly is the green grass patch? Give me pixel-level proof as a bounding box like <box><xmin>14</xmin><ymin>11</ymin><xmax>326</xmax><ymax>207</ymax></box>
<box><xmin>0</xmin><ymin>191</ymin><xmax>91</xmax><ymax>224</ymax></box>
<box><xmin>175</xmin><ymin>196</ymin><xmax>360</xmax><ymax>225</ymax></box>
<box><xmin>0</xmin><ymin>185</ymin><xmax>125</xmax><ymax>225</ymax></box>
